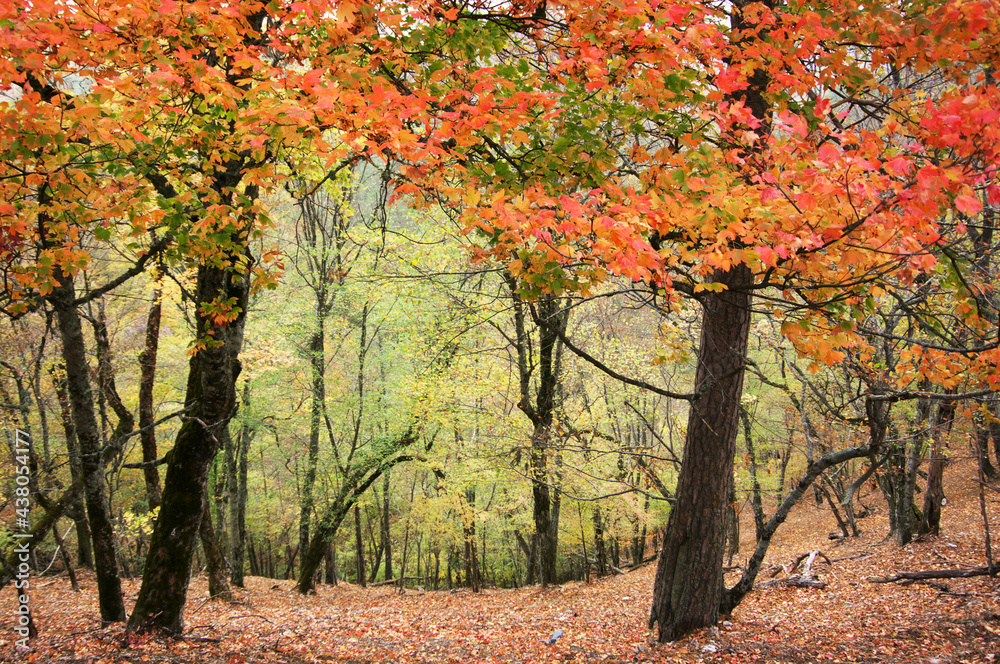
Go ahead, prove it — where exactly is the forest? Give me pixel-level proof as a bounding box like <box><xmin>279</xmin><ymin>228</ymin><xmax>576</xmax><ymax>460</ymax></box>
<box><xmin>1</xmin><ymin>0</ymin><xmax>999</xmax><ymax>661</ymax></box>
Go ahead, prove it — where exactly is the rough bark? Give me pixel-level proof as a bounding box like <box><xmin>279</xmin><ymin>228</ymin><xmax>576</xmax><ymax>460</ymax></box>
<box><xmin>511</xmin><ymin>289</ymin><xmax>568</xmax><ymax>586</ymax></box>
<box><xmin>138</xmin><ymin>284</ymin><xmax>163</xmax><ymax>510</ymax></box>
<box><xmin>921</xmin><ymin>401</ymin><xmax>956</xmax><ymax>535</ymax></box>
<box><xmin>127</xmin><ymin>256</ymin><xmax>249</xmax><ymax>634</ymax></box>
<box><xmin>49</xmin><ymin>270</ymin><xmax>126</xmax><ymax>624</ymax></box>
<box><xmin>299</xmin><ymin>322</ymin><xmax>324</xmax><ymax>573</ymax></box>
<box><xmin>228</xmin><ymin>381</ymin><xmax>252</xmax><ymax>587</ymax></box>
<box><xmin>51</xmin><ymin>366</ymin><xmax>94</xmax><ymax>568</ymax></box>
<box><xmin>649</xmin><ymin>262</ymin><xmax>753</xmax><ymax>641</ymax></box>
<box><xmin>649</xmin><ymin>0</ymin><xmax>773</xmax><ymax>641</ymax></box>
<box><xmin>200</xmin><ymin>494</ymin><xmax>233</xmax><ymax>601</ymax></box>
<box><xmin>898</xmin><ymin>392</ymin><xmax>930</xmax><ymax>545</ymax></box>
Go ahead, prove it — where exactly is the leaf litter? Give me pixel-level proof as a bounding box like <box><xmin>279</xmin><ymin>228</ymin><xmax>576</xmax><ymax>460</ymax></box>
<box><xmin>2</xmin><ymin>458</ymin><xmax>998</xmax><ymax>663</ymax></box>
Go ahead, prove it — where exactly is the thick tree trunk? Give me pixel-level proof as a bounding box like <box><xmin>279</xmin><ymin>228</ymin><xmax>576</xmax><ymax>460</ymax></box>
<box><xmin>127</xmin><ymin>259</ymin><xmax>248</xmax><ymax>634</ymax></box>
<box><xmin>530</xmin><ymin>426</ymin><xmax>556</xmax><ymax>585</ymax></box>
<box><xmin>649</xmin><ymin>263</ymin><xmax>753</xmax><ymax>641</ymax></box>
<box><xmin>138</xmin><ymin>285</ymin><xmax>163</xmax><ymax>511</ymax></box>
<box><xmin>49</xmin><ymin>271</ymin><xmax>126</xmax><ymax>624</ymax></box>
<box><xmin>510</xmin><ymin>289</ymin><xmax>567</xmax><ymax>586</ymax></box>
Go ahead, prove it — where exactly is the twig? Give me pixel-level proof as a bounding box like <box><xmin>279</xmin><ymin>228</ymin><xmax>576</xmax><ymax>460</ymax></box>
<box><xmin>870</xmin><ymin>566</ymin><xmax>998</xmax><ymax>583</ymax></box>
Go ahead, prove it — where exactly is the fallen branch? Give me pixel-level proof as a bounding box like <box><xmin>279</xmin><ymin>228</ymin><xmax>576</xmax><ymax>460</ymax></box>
<box><xmin>791</xmin><ymin>550</ymin><xmax>831</xmax><ymax>575</ymax></box>
<box><xmin>869</xmin><ymin>566</ymin><xmax>999</xmax><ymax>583</ymax></box>
<box><xmin>757</xmin><ymin>574</ymin><xmax>828</xmax><ymax>590</ymax></box>
<box><xmin>755</xmin><ymin>551</ymin><xmax>829</xmax><ymax>590</ymax></box>
<box><xmin>974</xmin><ymin>478</ymin><xmax>1000</xmax><ymax>495</ymax></box>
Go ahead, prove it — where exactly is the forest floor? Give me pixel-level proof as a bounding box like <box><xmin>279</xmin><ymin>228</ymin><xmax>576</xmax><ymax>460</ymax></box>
<box><xmin>3</xmin><ymin>456</ymin><xmax>1000</xmax><ymax>664</ymax></box>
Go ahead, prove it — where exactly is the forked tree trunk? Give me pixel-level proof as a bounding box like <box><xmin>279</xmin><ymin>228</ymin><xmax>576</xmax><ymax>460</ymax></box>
<box><xmin>127</xmin><ymin>258</ymin><xmax>249</xmax><ymax>634</ymax></box>
<box><xmin>649</xmin><ymin>263</ymin><xmax>753</xmax><ymax>641</ymax></box>
<box><xmin>296</xmin><ymin>432</ymin><xmax>418</xmax><ymax>594</ymax></box>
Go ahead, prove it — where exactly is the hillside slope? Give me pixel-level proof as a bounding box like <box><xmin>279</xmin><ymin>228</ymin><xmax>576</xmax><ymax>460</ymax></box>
<box><xmin>2</xmin><ymin>457</ymin><xmax>998</xmax><ymax>663</ymax></box>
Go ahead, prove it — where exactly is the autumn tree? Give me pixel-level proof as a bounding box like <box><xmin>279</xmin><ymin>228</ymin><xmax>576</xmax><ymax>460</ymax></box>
<box><xmin>6</xmin><ymin>0</ymin><xmax>1000</xmax><ymax>642</ymax></box>
<box><xmin>428</xmin><ymin>0</ymin><xmax>1000</xmax><ymax>639</ymax></box>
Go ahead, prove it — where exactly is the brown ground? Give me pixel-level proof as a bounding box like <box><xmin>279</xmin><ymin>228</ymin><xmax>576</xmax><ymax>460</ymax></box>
<box><xmin>2</xmin><ymin>457</ymin><xmax>998</xmax><ymax>663</ymax></box>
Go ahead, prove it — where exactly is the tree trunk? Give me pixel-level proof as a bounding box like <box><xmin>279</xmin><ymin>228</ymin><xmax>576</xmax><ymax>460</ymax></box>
<box><xmin>741</xmin><ymin>407</ymin><xmax>766</xmax><ymax>542</ymax></box>
<box><xmin>721</xmin><ymin>444</ymin><xmax>873</xmax><ymax>613</ymax></box>
<box><xmin>974</xmin><ymin>400</ymin><xmax>999</xmax><ymax>479</ymax></box>
<box><xmin>514</xmin><ymin>529</ymin><xmax>537</xmax><ymax>585</ymax></box>
<box><xmin>325</xmin><ymin>541</ymin><xmax>337</xmax><ymax>585</ymax></box>
<box><xmin>649</xmin><ymin>262</ymin><xmax>753</xmax><ymax>641</ymax></box>
<box><xmin>354</xmin><ymin>504</ymin><xmax>367</xmax><ymax>587</ymax></box>
<box><xmin>49</xmin><ymin>270</ymin><xmax>126</xmax><ymax>624</ymax></box>
<box><xmin>531</xmin><ymin>428</ymin><xmax>556</xmax><ymax>585</ymax></box>
<box><xmin>510</xmin><ymin>289</ymin><xmax>567</xmax><ymax>586</ymax></box>
<box><xmin>300</xmin><ymin>321</ymin><xmax>324</xmax><ymax>566</ymax></box>
<box><xmin>463</xmin><ymin>488</ymin><xmax>480</xmax><ymax>592</ymax></box>
<box><xmin>228</xmin><ymin>382</ymin><xmax>252</xmax><ymax>587</ymax></box>
<box><xmin>138</xmin><ymin>284</ymin><xmax>163</xmax><ymax>511</ymax></box>
<box><xmin>52</xmin><ymin>523</ymin><xmax>80</xmax><ymax>592</ymax></box>
<box><xmin>296</xmin><ymin>432</ymin><xmax>418</xmax><ymax>594</ymax></box>
<box><xmin>921</xmin><ymin>401</ymin><xmax>955</xmax><ymax>535</ymax></box>
<box><xmin>898</xmin><ymin>393</ymin><xmax>931</xmax><ymax>545</ymax></box>
<box><xmin>91</xmin><ymin>298</ymin><xmax>135</xmax><ymax>463</ymax></box>
<box><xmin>381</xmin><ymin>472</ymin><xmax>392</xmax><ymax>582</ymax></box>
<box><xmin>127</xmin><ymin>257</ymin><xmax>249</xmax><ymax>634</ymax></box>
<box><xmin>200</xmin><ymin>493</ymin><xmax>233</xmax><ymax>601</ymax></box>
<box><xmin>593</xmin><ymin>508</ymin><xmax>608</xmax><ymax>577</ymax></box>
<box><xmin>51</xmin><ymin>366</ymin><xmax>94</xmax><ymax>569</ymax></box>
